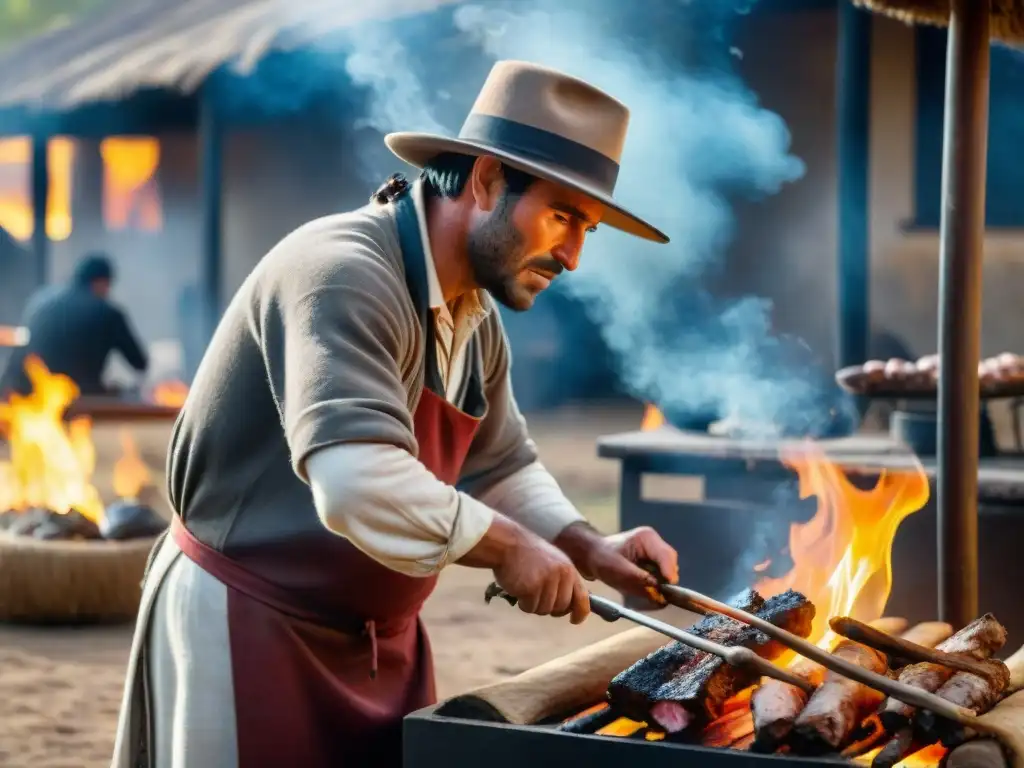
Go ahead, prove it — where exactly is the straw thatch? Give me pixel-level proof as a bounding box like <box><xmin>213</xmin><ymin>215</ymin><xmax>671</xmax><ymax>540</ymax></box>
<box><xmin>0</xmin><ymin>0</ymin><xmax>467</xmax><ymax>110</ymax></box>
<box><xmin>853</xmin><ymin>0</ymin><xmax>1024</xmax><ymax>45</ymax></box>
<box><xmin>0</xmin><ymin>532</ymin><xmax>158</xmax><ymax>623</ymax></box>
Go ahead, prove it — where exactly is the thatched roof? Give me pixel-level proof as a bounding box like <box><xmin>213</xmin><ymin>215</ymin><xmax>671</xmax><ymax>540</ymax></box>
<box><xmin>853</xmin><ymin>0</ymin><xmax>1024</xmax><ymax>45</ymax></box>
<box><xmin>0</xmin><ymin>0</ymin><xmax>467</xmax><ymax>110</ymax></box>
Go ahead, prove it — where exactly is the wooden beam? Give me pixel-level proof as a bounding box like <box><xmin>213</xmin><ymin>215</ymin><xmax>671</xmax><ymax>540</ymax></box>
<box><xmin>198</xmin><ymin>85</ymin><xmax>223</xmax><ymax>346</ymax></box>
<box><xmin>30</xmin><ymin>133</ymin><xmax>48</xmax><ymax>287</ymax></box>
<box><xmin>936</xmin><ymin>0</ymin><xmax>990</xmax><ymax>628</ymax></box>
<box><xmin>835</xmin><ymin>0</ymin><xmax>872</xmax><ymax>370</ymax></box>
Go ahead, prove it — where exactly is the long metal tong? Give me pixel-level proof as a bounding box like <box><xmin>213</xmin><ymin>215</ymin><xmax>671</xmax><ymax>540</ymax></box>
<box><xmin>484</xmin><ymin>582</ymin><xmax>815</xmax><ymax>693</ymax></box>
<box><xmin>656</xmin><ymin>583</ymin><xmax>980</xmax><ymax>726</ymax></box>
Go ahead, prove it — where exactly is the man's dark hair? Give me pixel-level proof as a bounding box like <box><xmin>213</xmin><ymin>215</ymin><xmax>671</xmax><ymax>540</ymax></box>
<box><xmin>420</xmin><ymin>153</ymin><xmax>536</xmax><ymax>200</ymax></box>
<box><xmin>73</xmin><ymin>252</ymin><xmax>114</xmax><ymax>286</ymax></box>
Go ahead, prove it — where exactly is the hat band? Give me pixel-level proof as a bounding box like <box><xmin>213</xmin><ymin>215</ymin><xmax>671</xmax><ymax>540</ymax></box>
<box><xmin>458</xmin><ymin>113</ymin><xmax>620</xmax><ymax>192</ymax></box>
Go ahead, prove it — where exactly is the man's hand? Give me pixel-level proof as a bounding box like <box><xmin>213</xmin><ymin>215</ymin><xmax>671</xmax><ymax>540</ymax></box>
<box><xmin>458</xmin><ymin>514</ymin><xmax>591</xmax><ymax>624</ymax></box>
<box><xmin>554</xmin><ymin>522</ymin><xmax>679</xmax><ymax>600</ymax></box>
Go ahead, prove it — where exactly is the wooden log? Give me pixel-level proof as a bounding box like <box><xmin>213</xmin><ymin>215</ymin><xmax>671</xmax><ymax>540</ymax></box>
<box><xmin>879</xmin><ymin>614</ymin><xmax>1007</xmax><ymax>733</ymax></box>
<box><xmin>915</xmin><ymin>658</ymin><xmax>1010</xmax><ymax>745</ymax></box>
<box><xmin>790</xmin><ymin>640</ymin><xmax>889</xmax><ymax>754</ymax></box>
<box><xmin>831</xmin><ymin>616</ymin><xmax>994</xmax><ymax>678</ymax></box>
<box><xmin>750</xmin><ymin>620</ymin><xmax>942</xmax><ymax>754</ymax></box>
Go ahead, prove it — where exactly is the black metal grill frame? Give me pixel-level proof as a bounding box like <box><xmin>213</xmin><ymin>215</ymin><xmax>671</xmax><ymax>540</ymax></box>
<box><xmin>404</xmin><ymin>706</ymin><xmax>852</xmax><ymax>768</ymax></box>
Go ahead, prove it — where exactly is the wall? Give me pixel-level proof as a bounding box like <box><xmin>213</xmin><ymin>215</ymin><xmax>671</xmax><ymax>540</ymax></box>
<box><xmin>728</xmin><ymin>8</ymin><xmax>839</xmax><ymax>363</ymax></box>
<box><xmin>868</xmin><ymin>17</ymin><xmax>1024</xmax><ymax>360</ymax></box>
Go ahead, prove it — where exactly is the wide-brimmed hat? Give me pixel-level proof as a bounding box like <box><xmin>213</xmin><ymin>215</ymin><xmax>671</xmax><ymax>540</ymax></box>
<box><xmin>385</xmin><ymin>60</ymin><xmax>669</xmax><ymax>244</ymax></box>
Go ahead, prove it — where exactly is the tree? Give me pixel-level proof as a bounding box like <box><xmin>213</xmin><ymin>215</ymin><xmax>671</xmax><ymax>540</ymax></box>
<box><xmin>0</xmin><ymin>0</ymin><xmax>115</xmax><ymax>50</ymax></box>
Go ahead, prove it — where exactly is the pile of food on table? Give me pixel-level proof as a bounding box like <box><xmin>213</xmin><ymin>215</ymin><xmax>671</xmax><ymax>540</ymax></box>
<box><xmin>836</xmin><ymin>353</ymin><xmax>1024</xmax><ymax>396</ymax></box>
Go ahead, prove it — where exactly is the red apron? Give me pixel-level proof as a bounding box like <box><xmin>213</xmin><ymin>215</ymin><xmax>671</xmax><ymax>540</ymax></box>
<box><xmin>170</xmin><ymin>185</ymin><xmax>484</xmax><ymax>767</ymax></box>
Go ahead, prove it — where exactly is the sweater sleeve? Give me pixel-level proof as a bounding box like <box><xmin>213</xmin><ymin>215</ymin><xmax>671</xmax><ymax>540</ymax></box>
<box><xmin>251</xmin><ymin>219</ymin><xmax>421</xmax><ymax>479</ymax></box>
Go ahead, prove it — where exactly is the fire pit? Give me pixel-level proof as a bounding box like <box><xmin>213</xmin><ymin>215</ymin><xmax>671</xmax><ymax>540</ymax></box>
<box><xmin>0</xmin><ymin>357</ymin><xmax>166</xmax><ymax>623</ymax></box>
<box><xmin>409</xmin><ymin>614</ymin><xmax>1024</xmax><ymax>768</ymax></box>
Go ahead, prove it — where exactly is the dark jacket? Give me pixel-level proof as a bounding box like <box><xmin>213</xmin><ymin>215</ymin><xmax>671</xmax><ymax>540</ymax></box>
<box><xmin>0</xmin><ymin>284</ymin><xmax>148</xmax><ymax>397</ymax></box>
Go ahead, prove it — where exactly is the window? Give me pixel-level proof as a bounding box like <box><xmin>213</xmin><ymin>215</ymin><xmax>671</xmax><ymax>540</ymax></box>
<box><xmin>100</xmin><ymin>136</ymin><xmax>162</xmax><ymax>233</ymax></box>
<box><xmin>0</xmin><ymin>137</ymin><xmax>74</xmax><ymax>242</ymax></box>
<box><xmin>914</xmin><ymin>27</ymin><xmax>1024</xmax><ymax>228</ymax></box>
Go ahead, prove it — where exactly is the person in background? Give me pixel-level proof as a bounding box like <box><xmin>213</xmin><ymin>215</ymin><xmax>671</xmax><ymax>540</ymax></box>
<box><xmin>0</xmin><ymin>252</ymin><xmax>148</xmax><ymax>397</ymax></box>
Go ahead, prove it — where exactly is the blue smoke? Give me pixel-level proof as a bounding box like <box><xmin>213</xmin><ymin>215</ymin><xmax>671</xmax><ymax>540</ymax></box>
<box><xmin>218</xmin><ymin>0</ymin><xmax>857</xmax><ymax>437</ymax></box>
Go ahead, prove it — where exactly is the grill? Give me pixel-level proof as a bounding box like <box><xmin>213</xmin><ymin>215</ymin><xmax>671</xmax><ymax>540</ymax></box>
<box><xmin>404</xmin><ymin>706</ymin><xmax>850</xmax><ymax>767</ymax></box>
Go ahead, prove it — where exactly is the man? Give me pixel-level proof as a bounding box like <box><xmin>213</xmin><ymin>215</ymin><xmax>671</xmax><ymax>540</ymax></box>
<box><xmin>0</xmin><ymin>252</ymin><xmax>148</xmax><ymax>397</ymax></box>
<box><xmin>112</xmin><ymin>61</ymin><xmax>678</xmax><ymax>768</ymax></box>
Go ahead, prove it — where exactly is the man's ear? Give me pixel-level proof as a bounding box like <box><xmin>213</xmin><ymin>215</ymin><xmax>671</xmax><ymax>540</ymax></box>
<box><xmin>468</xmin><ymin>156</ymin><xmax>505</xmax><ymax>213</ymax></box>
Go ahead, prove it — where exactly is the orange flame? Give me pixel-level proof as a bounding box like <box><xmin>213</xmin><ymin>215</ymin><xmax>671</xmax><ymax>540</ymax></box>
<box><xmin>856</xmin><ymin>743</ymin><xmax>948</xmax><ymax>766</ymax></box>
<box><xmin>755</xmin><ymin>443</ymin><xmax>930</xmax><ymax>655</ymax></box>
<box><xmin>0</xmin><ymin>355</ymin><xmax>104</xmax><ymax>522</ymax></box>
<box><xmin>640</xmin><ymin>404</ymin><xmax>665</xmax><ymax>431</ymax></box>
<box><xmin>0</xmin><ymin>135</ymin><xmax>161</xmax><ymax>242</ymax></box>
<box><xmin>151</xmin><ymin>380</ymin><xmax>188</xmax><ymax>408</ymax></box>
<box><xmin>111</xmin><ymin>429</ymin><xmax>152</xmax><ymax>501</ymax></box>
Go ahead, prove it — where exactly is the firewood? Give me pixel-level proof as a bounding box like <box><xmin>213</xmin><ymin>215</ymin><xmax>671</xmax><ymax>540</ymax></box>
<box><xmin>830</xmin><ymin>616</ymin><xmax>999</xmax><ymax>678</ymax></box>
<box><xmin>944</xmin><ymin>740</ymin><xmax>1009</xmax><ymax>768</ymax></box>
<box><xmin>789</xmin><ymin>640</ymin><xmax>888</xmax><ymax>755</ymax></box>
<box><xmin>879</xmin><ymin>614</ymin><xmax>1008</xmax><ymax>733</ymax></box>
<box><xmin>750</xmin><ymin>620</ymin><xmax>941</xmax><ymax>754</ymax></box>
<box><xmin>915</xmin><ymin>658</ymin><xmax>1011</xmax><ymax>746</ymax></box>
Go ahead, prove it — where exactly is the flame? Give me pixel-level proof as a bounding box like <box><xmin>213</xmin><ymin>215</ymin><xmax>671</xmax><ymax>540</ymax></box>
<box><xmin>151</xmin><ymin>380</ymin><xmax>188</xmax><ymax>408</ymax></box>
<box><xmin>0</xmin><ymin>355</ymin><xmax>104</xmax><ymax>522</ymax></box>
<box><xmin>640</xmin><ymin>404</ymin><xmax>665</xmax><ymax>431</ymax></box>
<box><xmin>755</xmin><ymin>443</ymin><xmax>930</xmax><ymax>655</ymax></box>
<box><xmin>101</xmin><ymin>137</ymin><xmax>162</xmax><ymax>232</ymax></box>
<box><xmin>856</xmin><ymin>743</ymin><xmax>948</xmax><ymax>767</ymax></box>
<box><xmin>596</xmin><ymin>718</ymin><xmax>646</xmax><ymax>738</ymax></box>
<box><xmin>0</xmin><ymin>136</ymin><xmax>161</xmax><ymax>243</ymax></box>
<box><xmin>111</xmin><ymin>429</ymin><xmax>152</xmax><ymax>501</ymax></box>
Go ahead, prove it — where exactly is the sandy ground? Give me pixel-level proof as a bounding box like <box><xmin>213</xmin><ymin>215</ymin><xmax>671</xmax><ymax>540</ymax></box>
<box><xmin>0</xmin><ymin>403</ymin><xmax>650</xmax><ymax>767</ymax></box>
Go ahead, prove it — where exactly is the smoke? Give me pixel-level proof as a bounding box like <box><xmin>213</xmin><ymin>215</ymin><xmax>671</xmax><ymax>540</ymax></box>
<box><xmin>259</xmin><ymin>0</ymin><xmax>856</xmax><ymax>437</ymax></box>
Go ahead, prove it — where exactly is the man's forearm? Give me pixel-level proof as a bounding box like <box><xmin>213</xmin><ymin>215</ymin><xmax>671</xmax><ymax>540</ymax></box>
<box><xmin>475</xmin><ymin>461</ymin><xmax>585</xmax><ymax>541</ymax></box>
<box><xmin>305</xmin><ymin>442</ymin><xmax>496</xmax><ymax>576</ymax></box>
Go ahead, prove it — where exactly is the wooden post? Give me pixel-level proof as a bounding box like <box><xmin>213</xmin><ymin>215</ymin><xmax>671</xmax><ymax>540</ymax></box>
<box><xmin>936</xmin><ymin>0</ymin><xmax>990</xmax><ymax>628</ymax></box>
<box><xmin>198</xmin><ymin>86</ymin><xmax>223</xmax><ymax>346</ymax></box>
<box><xmin>835</xmin><ymin>0</ymin><xmax>872</xmax><ymax>370</ymax></box>
<box><xmin>30</xmin><ymin>133</ymin><xmax>48</xmax><ymax>287</ymax></box>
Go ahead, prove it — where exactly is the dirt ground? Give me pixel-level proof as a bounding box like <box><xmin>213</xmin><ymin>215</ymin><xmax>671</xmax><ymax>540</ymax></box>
<box><xmin>0</xmin><ymin>403</ymin><xmax>649</xmax><ymax>767</ymax></box>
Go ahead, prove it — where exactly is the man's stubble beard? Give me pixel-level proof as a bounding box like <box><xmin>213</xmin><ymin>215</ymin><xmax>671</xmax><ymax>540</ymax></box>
<box><xmin>465</xmin><ymin>192</ymin><xmax>534</xmax><ymax>312</ymax></box>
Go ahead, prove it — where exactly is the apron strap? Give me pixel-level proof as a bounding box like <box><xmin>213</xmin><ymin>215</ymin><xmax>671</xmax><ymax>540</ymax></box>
<box><xmin>388</xmin><ymin>177</ymin><xmax>447</xmax><ymax>398</ymax></box>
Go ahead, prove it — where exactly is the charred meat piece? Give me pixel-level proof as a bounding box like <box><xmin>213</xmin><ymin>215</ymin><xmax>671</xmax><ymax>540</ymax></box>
<box><xmin>608</xmin><ymin>589</ymin><xmax>813</xmax><ymax>729</ymax></box>
<box><xmin>879</xmin><ymin>613</ymin><xmax>1007</xmax><ymax>732</ymax></box>
<box><xmin>790</xmin><ymin>640</ymin><xmax>888</xmax><ymax>755</ymax></box>
<box><xmin>915</xmin><ymin>658</ymin><xmax>1011</xmax><ymax>746</ymax></box>
<box><xmin>750</xmin><ymin>659</ymin><xmax>823</xmax><ymax>752</ymax></box>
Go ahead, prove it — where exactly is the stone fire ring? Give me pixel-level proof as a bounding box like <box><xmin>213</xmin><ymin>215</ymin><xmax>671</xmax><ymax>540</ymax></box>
<box><xmin>0</xmin><ymin>531</ymin><xmax>157</xmax><ymax>624</ymax></box>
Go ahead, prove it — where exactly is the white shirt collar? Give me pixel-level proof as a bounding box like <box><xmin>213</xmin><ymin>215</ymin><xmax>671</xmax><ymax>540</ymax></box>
<box><xmin>411</xmin><ymin>180</ymin><xmax>447</xmax><ymax>312</ymax></box>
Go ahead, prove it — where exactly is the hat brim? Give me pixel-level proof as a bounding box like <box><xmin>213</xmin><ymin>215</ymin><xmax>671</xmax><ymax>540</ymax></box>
<box><xmin>384</xmin><ymin>132</ymin><xmax>670</xmax><ymax>244</ymax></box>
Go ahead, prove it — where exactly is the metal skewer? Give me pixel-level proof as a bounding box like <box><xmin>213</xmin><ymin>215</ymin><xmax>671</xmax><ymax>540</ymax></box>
<box><xmin>484</xmin><ymin>583</ymin><xmax>815</xmax><ymax>694</ymax></box>
<box><xmin>658</xmin><ymin>583</ymin><xmax>981</xmax><ymax>727</ymax></box>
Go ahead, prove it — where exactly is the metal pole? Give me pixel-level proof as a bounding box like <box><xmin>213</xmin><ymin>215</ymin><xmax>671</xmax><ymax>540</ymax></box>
<box><xmin>836</xmin><ymin>1</ymin><xmax>872</xmax><ymax>371</ymax></box>
<box><xmin>199</xmin><ymin>85</ymin><xmax>223</xmax><ymax>346</ymax></box>
<box><xmin>30</xmin><ymin>133</ymin><xmax>48</xmax><ymax>287</ymax></box>
<box><xmin>936</xmin><ymin>0</ymin><xmax>989</xmax><ymax>628</ymax></box>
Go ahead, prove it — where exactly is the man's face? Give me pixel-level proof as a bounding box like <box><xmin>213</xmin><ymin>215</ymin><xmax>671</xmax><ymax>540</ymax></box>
<box><xmin>91</xmin><ymin>278</ymin><xmax>111</xmax><ymax>299</ymax></box>
<box><xmin>466</xmin><ymin>175</ymin><xmax>603</xmax><ymax>311</ymax></box>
